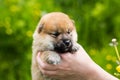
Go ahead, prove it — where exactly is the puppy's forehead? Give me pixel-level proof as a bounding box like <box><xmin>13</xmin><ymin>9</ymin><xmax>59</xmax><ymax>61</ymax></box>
<box><xmin>40</xmin><ymin>12</ymin><xmax>74</xmax><ymax>32</ymax></box>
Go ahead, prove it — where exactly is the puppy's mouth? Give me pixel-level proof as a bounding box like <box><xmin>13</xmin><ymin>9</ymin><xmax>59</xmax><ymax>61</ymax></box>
<box><xmin>54</xmin><ymin>39</ymin><xmax>72</xmax><ymax>53</ymax></box>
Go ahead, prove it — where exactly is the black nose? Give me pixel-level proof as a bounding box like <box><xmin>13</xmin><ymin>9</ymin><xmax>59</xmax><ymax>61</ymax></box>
<box><xmin>63</xmin><ymin>39</ymin><xmax>71</xmax><ymax>46</ymax></box>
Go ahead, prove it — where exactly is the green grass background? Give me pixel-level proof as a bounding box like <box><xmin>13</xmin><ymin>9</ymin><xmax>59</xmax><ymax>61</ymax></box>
<box><xmin>0</xmin><ymin>0</ymin><xmax>120</xmax><ymax>79</ymax></box>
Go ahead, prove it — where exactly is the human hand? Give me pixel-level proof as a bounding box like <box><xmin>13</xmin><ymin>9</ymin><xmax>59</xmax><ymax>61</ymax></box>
<box><xmin>36</xmin><ymin>46</ymin><xmax>118</xmax><ymax>80</ymax></box>
<box><xmin>36</xmin><ymin>46</ymin><xmax>95</xmax><ymax>80</ymax></box>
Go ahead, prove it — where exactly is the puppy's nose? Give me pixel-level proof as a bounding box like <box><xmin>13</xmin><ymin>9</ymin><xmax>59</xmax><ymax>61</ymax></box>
<box><xmin>63</xmin><ymin>39</ymin><xmax>71</xmax><ymax>46</ymax></box>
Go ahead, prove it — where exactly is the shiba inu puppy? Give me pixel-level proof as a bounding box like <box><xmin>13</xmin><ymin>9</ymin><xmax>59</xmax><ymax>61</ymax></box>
<box><xmin>32</xmin><ymin>12</ymin><xmax>80</xmax><ymax>80</ymax></box>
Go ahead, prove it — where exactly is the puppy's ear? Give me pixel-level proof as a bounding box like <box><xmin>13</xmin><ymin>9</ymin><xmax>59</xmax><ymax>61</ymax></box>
<box><xmin>38</xmin><ymin>24</ymin><xmax>44</xmax><ymax>33</ymax></box>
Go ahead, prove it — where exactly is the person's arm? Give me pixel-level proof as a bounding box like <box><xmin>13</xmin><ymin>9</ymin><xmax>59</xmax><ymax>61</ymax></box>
<box><xmin>36</xmin><ymin>46</ymin><xmax>118</xmax><ymax>80</ymax></box>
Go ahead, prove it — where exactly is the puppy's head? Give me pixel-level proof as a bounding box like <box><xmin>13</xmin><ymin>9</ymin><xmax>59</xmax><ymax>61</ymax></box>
<box><xmin>34</xmin><ymin>12</ymin><xmax>77</xmax><ymax>53</ymax></box>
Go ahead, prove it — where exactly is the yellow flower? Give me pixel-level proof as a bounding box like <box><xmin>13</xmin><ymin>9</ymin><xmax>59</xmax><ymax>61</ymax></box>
<box><xmin>106</xmin><ymin>55</ymin><xmax>112</xmax><ymax>61</ymax></box>
<box><xmin>116</xmin><ymin>65</ymin><xmax>120</xmax><ymax>72</ymax></box>
<box><xmin>106</xmin><ymin>64</ymin><xmax>112</xmax><ymax>70</ymax></box>
<box><xmin>26</xmin><ymin>30</ymin><xmax>33</xmax><ymax>37</ymax></box>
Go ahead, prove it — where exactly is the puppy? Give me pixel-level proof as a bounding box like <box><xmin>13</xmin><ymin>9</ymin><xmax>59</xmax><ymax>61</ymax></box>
<box><xmin>32</xmin><ymin>12</ymin><xmax>80</xmax><ymax>80</ymax></box>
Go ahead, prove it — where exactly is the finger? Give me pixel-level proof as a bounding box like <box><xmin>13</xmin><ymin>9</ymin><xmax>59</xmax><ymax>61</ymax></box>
<box><xmin>39</xmin><ymin>67</ymin><xmax>66</xmax><ymax>79</ymax></box>
<box><xmin>38</xmin><ymin>65</ymin><xmax>58</xmax><ymax>77</ymax></box>
<box><xmin>36</xmin><ymin>52</ymin><xmax>58</xmax><ymax>71</ymax></box>
<box><xmin>60</xmin><ymin>52</ymin><xmax>73</xmax><ymax>61</ymax></box>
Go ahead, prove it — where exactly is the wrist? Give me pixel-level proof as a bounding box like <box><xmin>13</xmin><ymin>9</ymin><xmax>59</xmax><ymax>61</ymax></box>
<box><xmin>88</xmin><ymin>62</ymin><xmax>118</xmax><ymax>80</ymax></box>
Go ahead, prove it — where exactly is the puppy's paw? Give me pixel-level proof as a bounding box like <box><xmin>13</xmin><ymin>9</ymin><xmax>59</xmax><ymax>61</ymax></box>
<box><xmin>71</xmin><ymin>43</ymin><xmax>80</xmax><ymax>52</ymax></box>
<box><xmin>42</xmin><ymin>51</ymin><xmax>61</xmax><ymax>65</ymax></box>
<box><xmin>47</xmin><ymin>52</ymin><xmax>61</xmax><ymax>65</ymax></box>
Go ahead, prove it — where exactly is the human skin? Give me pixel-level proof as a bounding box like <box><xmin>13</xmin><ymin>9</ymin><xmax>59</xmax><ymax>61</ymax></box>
<box><xmin>36</xmin><ymin>46</ymin><xmax>118</xmax><ymax>80</ymax></box>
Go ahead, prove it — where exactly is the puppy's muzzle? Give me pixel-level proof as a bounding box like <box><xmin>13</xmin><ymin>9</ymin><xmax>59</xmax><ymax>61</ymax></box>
<box><xmin>54</xmin><ymin>39</ymin><xmax>72</xmax><ymax>53</ymax></box>
<box><xmin>63</xmin><ymin>39</ymin><xmax>71</xmax><ymax>46</ymax></box>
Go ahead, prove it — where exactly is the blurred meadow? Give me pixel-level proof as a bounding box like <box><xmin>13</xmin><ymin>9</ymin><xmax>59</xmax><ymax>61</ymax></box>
<box><xmin>0</xmin><ymin>0</ymin><xmax>120</xmax><ymax>79</ymax></box>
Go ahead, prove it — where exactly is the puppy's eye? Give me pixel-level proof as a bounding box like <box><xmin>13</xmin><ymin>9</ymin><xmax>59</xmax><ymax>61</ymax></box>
<box><xmin>50</xmin><ymin>32</ymin><xmax>60</xmax><ymax>37</ymax></box>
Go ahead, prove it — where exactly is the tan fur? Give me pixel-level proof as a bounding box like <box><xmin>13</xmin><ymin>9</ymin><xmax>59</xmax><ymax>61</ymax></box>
<box><xmin>32</xmin><ymin>12</ymin><xmax>80</xmax><ymax>80</ymax></box>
